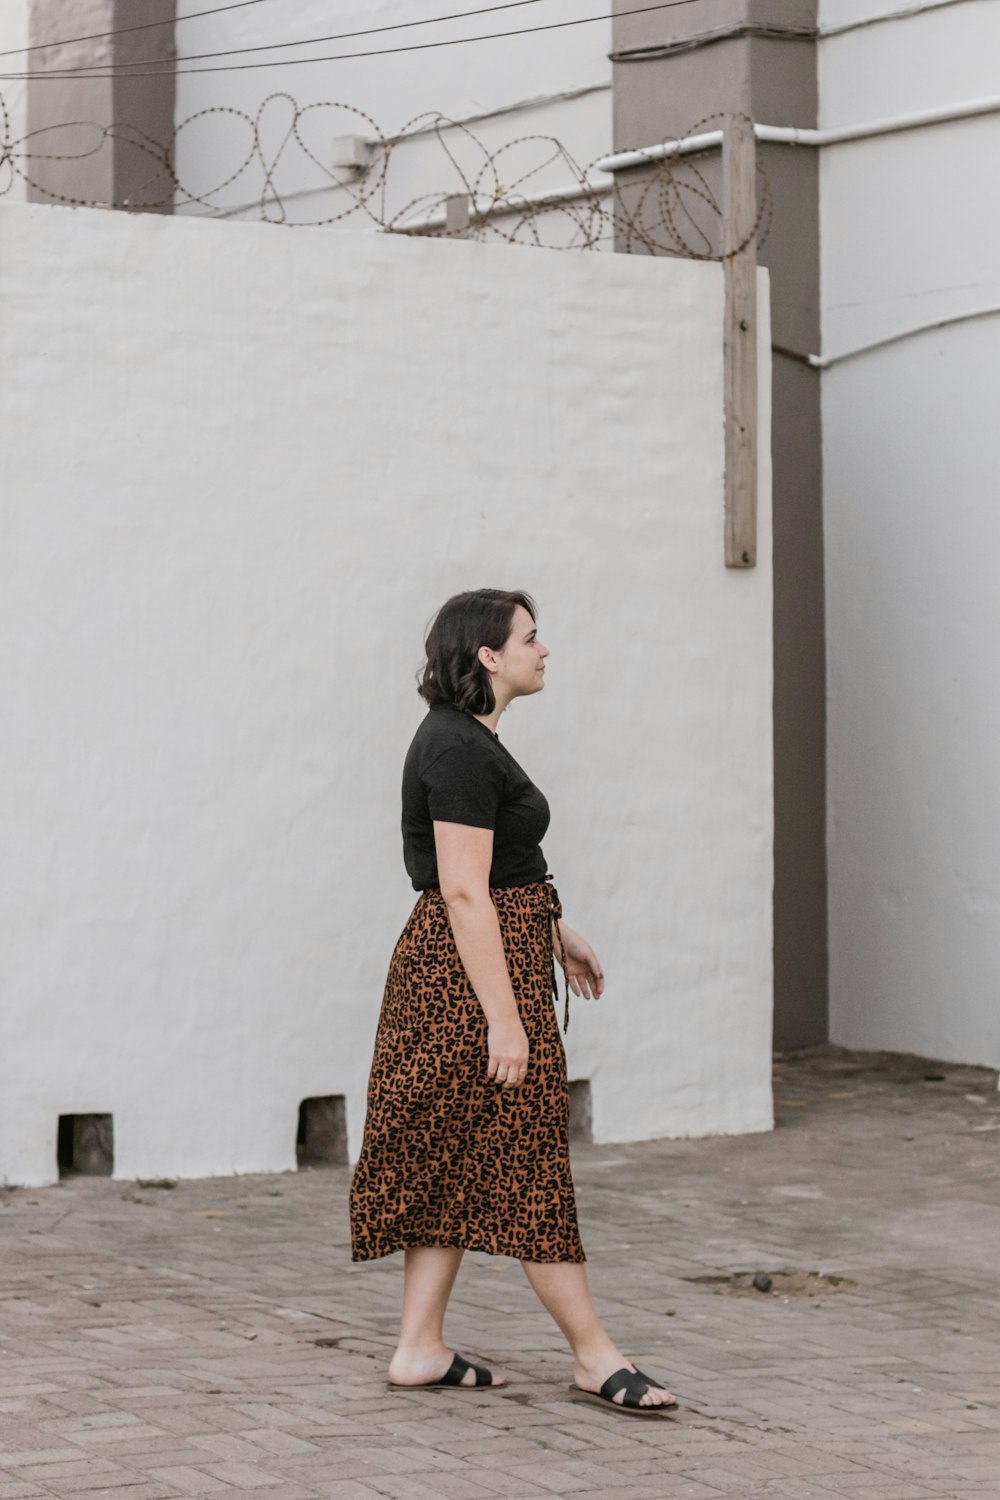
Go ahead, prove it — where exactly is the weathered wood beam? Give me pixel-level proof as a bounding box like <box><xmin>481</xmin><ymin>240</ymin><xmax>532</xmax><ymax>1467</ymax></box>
<box><xmin>722</xmin><ymin>113</ymin><xmax>758</xmax><ymax>568</ymax></box>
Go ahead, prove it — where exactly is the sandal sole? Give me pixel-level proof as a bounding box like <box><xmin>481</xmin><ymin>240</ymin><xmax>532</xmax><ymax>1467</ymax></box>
<box><xmin>569</xmin><ymin>1384</ymin><xmax>678</xmax><ymax>1415</ymax></box>
<box><xmin>386</xmin><ymin>1381</ymin><xmax>504</xmax><ymax>1391</ymax></box>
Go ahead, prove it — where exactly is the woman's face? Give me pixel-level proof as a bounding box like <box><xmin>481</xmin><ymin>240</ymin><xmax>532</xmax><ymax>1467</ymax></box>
<box><xmin>485</xmin><ymin>604</ymin><xmax>549</xmax><ymax>699</ymax></box>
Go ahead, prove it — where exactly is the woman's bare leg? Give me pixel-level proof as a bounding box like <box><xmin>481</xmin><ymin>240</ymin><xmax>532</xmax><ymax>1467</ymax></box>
<box><xmin>387</xmin><ymin>1246</ymin><xmax>507</xmax><ymax>1388</ymax></box>
<box><xmin>520</xmin><ymin>1261</ymin><xmax>674</xmax><ymax>1407</ymax></box>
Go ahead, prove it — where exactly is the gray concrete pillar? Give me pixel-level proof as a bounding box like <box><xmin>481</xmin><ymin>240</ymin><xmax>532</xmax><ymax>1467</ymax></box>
<box><xmin>27</xmin><ymin>0</ymin><xmax>176</xmax><ymax>211</ymax></box>
<box><xmin>612</xmin><ymin>0</ymin><xmax>826</xmax><ymax>1049</ymax></box>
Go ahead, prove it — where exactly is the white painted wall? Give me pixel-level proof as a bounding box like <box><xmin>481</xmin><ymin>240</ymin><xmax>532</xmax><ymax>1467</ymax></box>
<box><xmin>0</xmin><ymin>201</ymin><xmax>773</xmax><ymax>1186</ymax></box>
<box><xmin>819</xmin><ymin>0</ymin><xmax>1000</xmax><ymax>1065</ymax></box>
<box><xmin>172</xmin><ymin>0</ymin><xmax>612</xmax><ymax>231</ymax></box>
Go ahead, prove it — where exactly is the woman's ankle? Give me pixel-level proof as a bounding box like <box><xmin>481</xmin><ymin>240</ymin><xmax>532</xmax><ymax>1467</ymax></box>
<box><xmin>571</xmin><ymin>1333</ymin><xmax>623</xmax><ymax>1372</ymax></box>
<box><xmin>388</xmin><ymin>1343</ymin><xmax>452</xmax><ymax>1382</ymax></box>
<box><xmin>392</xmin><ymin>1335</ymin><xmax>448</xmax><ymax>1360</ymax></box>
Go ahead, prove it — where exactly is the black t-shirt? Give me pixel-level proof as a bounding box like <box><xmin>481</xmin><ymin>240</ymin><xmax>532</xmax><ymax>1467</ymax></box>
<box><xmin>401</xmin><ymin>702</ymin><xmax>550</xmax><ymax>891</ymax></box>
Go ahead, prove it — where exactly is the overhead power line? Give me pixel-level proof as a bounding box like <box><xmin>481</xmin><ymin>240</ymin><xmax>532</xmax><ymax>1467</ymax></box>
<box><xmin>0</xmin><ymin>0</ymin><xmax>278</xmax><ymax>58</ymax></box>
<box><xmin>0</xmin><ymin>0</ymin><xmax>544</xmax><ymax>63</ymax></box>
<box><xmin>1</xmin><ymin>0</ymin><xmax>703</xmax><ymax>80</ymax></box>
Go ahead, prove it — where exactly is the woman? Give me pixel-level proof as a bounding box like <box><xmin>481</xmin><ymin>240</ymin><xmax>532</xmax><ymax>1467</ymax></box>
<box><xmin>349</xmin><ymin>589</ymin><xmax>677</xmax><ymax>1415</ymax></box>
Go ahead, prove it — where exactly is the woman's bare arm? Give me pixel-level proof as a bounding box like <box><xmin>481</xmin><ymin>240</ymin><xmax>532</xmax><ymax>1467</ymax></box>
<box><xmin>434</xmin><ymin>820</ymin><xmax>529</xmax><ymax>1089</ymax></box>
<box><xmin>551</xmin><ymin>915</ymin><xmax>606</xmax><ymax>1000</ymax></box>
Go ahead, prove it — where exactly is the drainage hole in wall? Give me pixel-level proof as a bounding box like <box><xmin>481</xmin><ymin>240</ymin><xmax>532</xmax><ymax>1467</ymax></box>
<box><xmin>58</xmin><ymin>1114</ymin><xmax>114</xmax><ymax>1178</ymax></box>
<box><xmin>297</xmin><ymin>1095</ymin><xmax>348</xmax><ymax>1168</ymax></box>
<box><xmin>568</xmin><ymin>1080</ymin><xmax>593</xmax><ymax>1144</ymax></box>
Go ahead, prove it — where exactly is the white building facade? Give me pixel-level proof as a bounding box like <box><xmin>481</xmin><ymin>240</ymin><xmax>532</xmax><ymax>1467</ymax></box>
<box><xmin>818</xmin><ymin>0</ymin><xmax>1000</xmax><ymax>1068</ymax></box>
<box><xmin>171</xmin><ymin>0</ymin><xmax>613</xmax><ymax>232</ymax></box>
<box><xmin>4</xmin><ymin>0</ymin><xmax>998</xmax><ymax>1188</ymax></box>
<box><xmin>0</xmin><ymin>200</ymin><xmax>774</xmax><ymax>1185</ymax></box>
<box><xmin>605</xmin><ymin>0</ymin><xmax>1000</xmax><ymax>1071</ymax></box>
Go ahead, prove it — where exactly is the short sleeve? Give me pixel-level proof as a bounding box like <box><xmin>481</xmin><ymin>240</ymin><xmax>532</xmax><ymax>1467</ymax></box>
<box><xmin>422</xmin><ymin>740</ymin><xmax>506</xmax><ymax>830</ymax></box>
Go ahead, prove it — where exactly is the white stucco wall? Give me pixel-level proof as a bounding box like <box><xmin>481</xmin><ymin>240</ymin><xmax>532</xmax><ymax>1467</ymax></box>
<box><xmin>172</xmin><ymin>0</ymin><xmax>612</xmax><ymax>229</ymax></box>
<box><xmin>0</xmin><ymin>201</ymin><xmax>773</xmax><ymax>1186</ymax></box>
<box><xmin>819</xmin><ymin>0</ymin><xmax>1000</xmax><ymax>1065</ymax></box>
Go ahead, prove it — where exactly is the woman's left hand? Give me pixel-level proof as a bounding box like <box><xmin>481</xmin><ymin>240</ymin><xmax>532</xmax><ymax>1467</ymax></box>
<box><xmin>553</xmin><ymin>920</ymin><xmax>605</xmax><ymax>1001</ymax></box>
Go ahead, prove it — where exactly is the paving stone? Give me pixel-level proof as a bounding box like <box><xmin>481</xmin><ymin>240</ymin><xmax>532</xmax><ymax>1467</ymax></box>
<box><xmin>143</xmin><ymin>1468</ymin><xmax>231</xmax><ymax>1494</ymax></box>
<box><xmin>80</xmin><ymin>1488</ymin><xmax>182</xmax><ymax>1500</ymax></box>
<box><xmin>198</xmin><ymin>1460</ymin><xmax>285</xmax><ymax>1487</ymax></box>
<box><xmin>0</xmin><ymin>1451</ymin><xmax>90</xmax><ymax>1469</ymax></box>
<box><xmin>3</xmin><ymin>1049</ymin><xmax>1000</xmax><ymax>1500</ymax></box>
<box><xmin>414</xmin><ymin>1474</ymin><xmax>514</xmax><ymax>1500</ymax></box>
<box><xmin>310</xmin><ymin>1484</ymin><xmax>386</xmax><ymax>1499</ymax></box>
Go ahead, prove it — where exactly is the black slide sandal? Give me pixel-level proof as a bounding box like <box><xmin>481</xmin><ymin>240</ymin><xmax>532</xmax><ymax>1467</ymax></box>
<box><xmin>631</xmin><ymin>1365</ymin><xmax>680</xmax><ymax>1409</ymax></box>
<box><xmin>388</xmin><ymin>1351</ymin><xmax>499</xmax><ymax>1391</ymax></box>
<box><xmin>570</xmin><ymin>1365</ymin><xmax>679</xmax><ymax>1416</ymax></box>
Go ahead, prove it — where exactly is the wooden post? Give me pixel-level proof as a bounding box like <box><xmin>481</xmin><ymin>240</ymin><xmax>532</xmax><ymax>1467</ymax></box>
<box><xmin>722</xmin><ymin>114</ymin><xmax>758</xmax><ymax>569</ymax></box>
<box><xmin>444</xmin><ymin>193</ymin><xmax>472</xmax><ymax>239</ymax></box>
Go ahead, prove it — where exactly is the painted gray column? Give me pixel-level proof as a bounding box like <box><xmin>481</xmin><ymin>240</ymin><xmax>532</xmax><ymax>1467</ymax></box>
<box><xmin>27</xmin><ymin>0</ymin><xmax>176</xmax><ymax>211</ymax></box>
<box><xmin>612</xmin><ymin>0</ymin><xmax>826</xmax><ymax>1049</ymax></box>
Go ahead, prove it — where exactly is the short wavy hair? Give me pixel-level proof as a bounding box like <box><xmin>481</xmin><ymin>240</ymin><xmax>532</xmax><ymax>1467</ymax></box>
<box><xmin>417</xmin><ymin>589</ymin><xmax>537</xmax><ymax>716</ymax></box>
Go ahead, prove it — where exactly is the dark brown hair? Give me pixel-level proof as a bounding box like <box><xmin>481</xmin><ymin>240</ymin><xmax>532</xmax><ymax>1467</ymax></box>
<box><xmin>417</xmin><ymin>589</ymin><xmax>537</xmax><ymax>715</ymax></box>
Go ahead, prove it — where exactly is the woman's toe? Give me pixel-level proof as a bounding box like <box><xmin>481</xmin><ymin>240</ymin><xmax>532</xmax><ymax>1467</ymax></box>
<box><xmin>644</xmin><ymin>1384</ymin><xmax>674</xmax><ymax>1406</ymax></box>
<box><xmin>459</xmin><ymin>1365</ymin><xmax>505</xmax><ymax>1388</ymax></box>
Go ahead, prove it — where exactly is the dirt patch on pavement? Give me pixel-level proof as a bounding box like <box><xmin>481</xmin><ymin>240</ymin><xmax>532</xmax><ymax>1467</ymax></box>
<box><xmin>686</xmin><ymin>1269</ymin><xmax>856</xmax><ymax>1299</ymax></box>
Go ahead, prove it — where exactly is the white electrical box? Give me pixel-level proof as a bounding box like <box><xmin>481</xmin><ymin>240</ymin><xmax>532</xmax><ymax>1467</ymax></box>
<box><xmin>331</xmin><ymin>135</ymin><xmax>370</xmax><ymax>172</ymax></box>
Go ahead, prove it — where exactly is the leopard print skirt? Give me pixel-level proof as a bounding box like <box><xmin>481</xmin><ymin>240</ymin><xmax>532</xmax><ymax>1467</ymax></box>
<box><xmin>349</xmin><ymin>876</ymin><xmax>585</xmax><ymax>1263</ymax></box>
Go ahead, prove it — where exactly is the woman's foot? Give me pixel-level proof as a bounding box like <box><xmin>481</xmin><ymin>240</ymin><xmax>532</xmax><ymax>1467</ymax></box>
<box><xmin>573</xmin><ymin>1348</ymin><xmax>676</xmax><ymax>1408</ymax></box>
<box><xmin>387</xmin><ymin>1345</ymin><xmax>507</xmax><ymax>1388</ymax></box>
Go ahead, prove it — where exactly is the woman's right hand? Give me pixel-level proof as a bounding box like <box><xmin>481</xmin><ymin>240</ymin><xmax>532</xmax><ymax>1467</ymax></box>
<box><xmin>488</xmin><ymin>1017</ymin><xmax>529</xmax><ymax>1089</ymax></box>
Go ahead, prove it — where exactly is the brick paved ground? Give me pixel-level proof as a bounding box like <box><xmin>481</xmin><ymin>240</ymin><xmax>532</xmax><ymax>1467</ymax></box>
<box><xmin>3</xmin><ymin>1047</ymin><xmax>1000</xmax><ymax>1500</ymax></box>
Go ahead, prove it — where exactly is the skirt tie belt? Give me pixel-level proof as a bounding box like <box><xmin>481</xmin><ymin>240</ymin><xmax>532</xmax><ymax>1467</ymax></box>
<box><xmin>543</xmin><ymin>873</ymin><xmax>570</xmax><ymax>1032</ymax></box>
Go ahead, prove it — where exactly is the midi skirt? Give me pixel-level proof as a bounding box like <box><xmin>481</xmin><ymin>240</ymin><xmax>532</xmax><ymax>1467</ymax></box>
<box><xmin>349</xmin><ymin>875</ymin><xmax>585</xmax><ymax>1263</ymax></box>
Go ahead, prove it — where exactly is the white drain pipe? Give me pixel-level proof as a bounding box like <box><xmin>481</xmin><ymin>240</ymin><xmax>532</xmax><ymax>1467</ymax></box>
<box><xmin>595</xmin><ymin>93</ymin><xmax>1000</xmax><ymax>174</ymax></box>
<box><xmin>391</xmin><ymin>178</ymin><xmax>613</xmax><ymax>236</ymax></box>
<box><xmin>592</xmin><ymin>94</ymin><xmax>1000</xmax><ymax>368</ymax></box>
<box><xmin>389</xmin><ymin>93</ymin><xmax>1000</xmax><ymax>235</ymax></box>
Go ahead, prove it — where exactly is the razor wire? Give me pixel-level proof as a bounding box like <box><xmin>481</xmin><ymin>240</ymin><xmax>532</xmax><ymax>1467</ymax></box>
<box><xmin>0</xmin><ymin>93</ymin><xmax>771</xmax><ymax>259</ymax></box>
